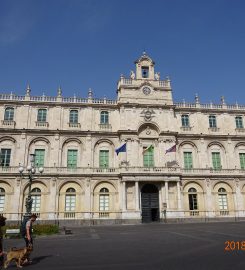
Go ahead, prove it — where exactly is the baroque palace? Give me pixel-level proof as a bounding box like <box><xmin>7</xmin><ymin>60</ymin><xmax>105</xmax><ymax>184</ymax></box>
<box><xmin>0</xmin><ymin>53</ymin><xmax>245</xmax><ymax>224</ymax></box>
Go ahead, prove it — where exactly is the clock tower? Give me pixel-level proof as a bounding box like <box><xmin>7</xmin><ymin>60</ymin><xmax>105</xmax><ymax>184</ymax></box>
<box><xmin>117</xmin><ymin>52</ymin><xmax>173</xmax><ymax>105</ymax></box>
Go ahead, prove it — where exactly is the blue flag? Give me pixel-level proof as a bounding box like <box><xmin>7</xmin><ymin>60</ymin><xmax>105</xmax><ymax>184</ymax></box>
<box><xmin>115</xmin><ymin>143</ymin><xmax>126</xmax><ymax>155</ymax></box>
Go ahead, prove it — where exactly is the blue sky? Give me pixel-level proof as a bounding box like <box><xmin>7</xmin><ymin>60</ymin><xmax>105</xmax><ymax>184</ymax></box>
<box><xmin>0</xmin><ymin>0</ymin><xmax>245</xmax><ymax>104</ymax></box>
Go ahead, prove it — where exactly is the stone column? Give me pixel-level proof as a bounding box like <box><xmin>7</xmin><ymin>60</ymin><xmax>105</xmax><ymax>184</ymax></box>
<box><xmin>165</xmin><ymin>181</ymin><xmax>169</xmax><ymax>208</ymax></box>
<box><xmin>122</xmin><ymin>181</ymin><xmax>126</xmax><ymax>211</ymax></box>
<box><xmin>135</xmin><ymin>181</ymin><xmax>139</xmax><ymax>211</ymax></box>
<box><xmin>177</xmin><ymin>181</ymin><xmax>182</xmax><ymax>210</ymax></box>
<box><xmin>84</xmin><ymin>178</ymin><xmax>92</xmax><ymax>220</ymax></box>
<box><xmin>47</xmin><ymin>178</ymin><xmax>57</xmax><ymax>221</ymax></box>
<box><xmin>234</xmin><ymin>179</ymin><xmax>243</xmax><ymax>217</ymax></box>
<box><xmin>204</xmin><ymin>179</ymin><xmax>214</xmax><ymax>217</ymax></box>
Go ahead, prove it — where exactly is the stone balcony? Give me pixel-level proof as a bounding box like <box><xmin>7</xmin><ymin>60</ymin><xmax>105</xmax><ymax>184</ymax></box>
<box><xmin>117</xmin><ymin>77</ymin><xmax>171</xmax><ymax>89</ymax></box>
<box><xmin>35</xmin><ymin>121</ymin><xmax>49</xmax><ymax>127</ymax></box>
<box><xmin>1</xmin><ymin>120</ymin><xmax>16</xmax><ymax>128</ymax></box>
<box><xmin>69</xmin><ymin>122</ymin><xmax>81</xmax><ymax>128</ymax></box>
<box><xmin>1</xmin><ymin>166</ymin><xmax>244</xmax><ymax>177</ymax></box>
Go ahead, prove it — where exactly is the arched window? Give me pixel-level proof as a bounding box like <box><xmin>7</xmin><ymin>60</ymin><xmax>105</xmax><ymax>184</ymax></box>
<box><xmin>37</xmin><ymin>109</ymin><xmax>47</xmax><ymax>122</ymax></box>
<box><xmin>4</xmin><ymin>107</ymin><xmax>14</xmax><ymax>121</ymax></box>
<box><xmin>0</xmin><ymin>188</ymin><xmax>5</xmax><ymax>212</ymax></box>
<box><xmin>188</xmin><ymin>188</ymin><xmax>198</xmax><ymax>216</ymax></box>
<box><xmin>65</xmin><ymin>188</ymin><xmax>76</xmax><ymax>212</ymax></box>
<box><xmin>100</xmin><ymin>111</ymin><xmax>109</xmax><ymax>124</ymax></box>
<box><xmin>99</xmin><ymin>188</ymin><xmax>109</xmax><ymax>217</ymax></box>
<box><xmin>69</xmin><ymin>110</ymin><xmax>78</xmax><ymax>124</ymax></box>
<box><xmin>31</xmin><ymin>188</ymin><xmax>41</xmax><ymax>213</ymax></box>
<box><xmin>218</xmin><ymin>188</ymin><xmax>228</xmax><ymax>215</ymax></box>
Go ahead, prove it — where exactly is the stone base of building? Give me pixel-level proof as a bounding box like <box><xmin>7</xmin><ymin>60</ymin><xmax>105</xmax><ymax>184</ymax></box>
<box><xmin>5</xmin><ymin>216</ymin><xmax>245</xmax><ymax>227</ymax></box>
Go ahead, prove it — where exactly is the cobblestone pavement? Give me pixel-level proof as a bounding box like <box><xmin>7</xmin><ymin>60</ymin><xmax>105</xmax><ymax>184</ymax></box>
<box><xmin>3</xmin><ymin>222</ymin><xmax>245</xmax><ymax>270</ymax></box>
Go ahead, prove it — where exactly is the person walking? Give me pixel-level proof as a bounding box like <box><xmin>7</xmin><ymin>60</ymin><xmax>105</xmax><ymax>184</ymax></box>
<box><xmin>0</xmin><ymin>215</ymin><xmax>6</xmax><ymax>266</ymax></box>
<box><xmin>21</xmin><ymin>214</ymin><xmax>37</xmax><ymax>264</ymax></box>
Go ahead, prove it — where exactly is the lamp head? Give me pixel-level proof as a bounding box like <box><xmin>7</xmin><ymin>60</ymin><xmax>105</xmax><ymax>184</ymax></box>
<box><xmin>38</xmin><ymin>167</ymin><xmax>44</xmax><ymax>174</ymax></box>
<box><xmin>18</xmin><ymin>166</ymin><xmax>24</xmax><ymax>174</ymax></box>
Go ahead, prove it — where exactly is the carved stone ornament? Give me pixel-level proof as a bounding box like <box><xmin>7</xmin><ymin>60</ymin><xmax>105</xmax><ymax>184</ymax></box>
<box><xmin>140</xmin><ymin>107</ymin><xmax>155</xmax><ymax>122</ymax></box>
<box><xmin>206</xmin><ymin>179</ymin><xmax>210</xmax><ymax>187</ymax></box>
<box><xmin>146</xmin><ymin>126</ymin><xmax>151</xmax><ymax>135</ymax></box>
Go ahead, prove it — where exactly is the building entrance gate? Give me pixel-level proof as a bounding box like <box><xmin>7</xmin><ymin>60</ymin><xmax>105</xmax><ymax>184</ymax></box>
<box><xmin>141</xmin><ymin>184</ymin><xmax>160</xmax><ymax>223</ymax></box>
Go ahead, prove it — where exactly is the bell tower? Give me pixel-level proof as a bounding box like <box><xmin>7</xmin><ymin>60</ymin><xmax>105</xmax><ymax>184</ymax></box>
<box><xmin>135</xmin><ymin>52</ymin><xmax>155</xmax><ymax>80</ymax></box>
<box><xmin>117</xmin><ymin>52</ymin><xmax>173</xmax><ymax>105</ymax></box>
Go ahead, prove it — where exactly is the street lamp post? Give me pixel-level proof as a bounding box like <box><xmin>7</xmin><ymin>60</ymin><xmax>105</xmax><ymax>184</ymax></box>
<box><xmin>18</xmin><ymin>154</ymin><xmax>44</xmax><ymax>221</ymax></box>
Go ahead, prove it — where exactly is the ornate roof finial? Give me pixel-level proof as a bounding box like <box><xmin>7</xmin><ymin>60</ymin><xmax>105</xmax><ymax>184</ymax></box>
<box><xmin>195</xmin><ymin>93</ymin><xmax>200</xmax><ymax>104</ymax></box>
<box><xmin>26</xmin><ymin>84</ymin><xmax>31</xmax><ymax>96</ymax></box>
<box><xmin>143</xmin><ymin>51</ymin><xmax>147</xmax><ymax>56</ymax></box>
<box><xmin>221</xmin><ymin>95</ymin><xmax>226</xmax><ymax>105</ymax></box>
<box><xmin>88</xmin><ymin>88</ymin><xmax>93</xmax><ymax>98</ymax></box>
<box><xmin>57</xmin><ymin>86</ymin><xmax>62</xmax><ymax>97</ymax></box>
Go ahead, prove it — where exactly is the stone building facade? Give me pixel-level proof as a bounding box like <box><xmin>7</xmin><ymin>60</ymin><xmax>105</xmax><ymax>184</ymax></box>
<box><xmin>0</xmin><ymin>52</ymin><xmax>245</xmax><ymax>224</ymax></box>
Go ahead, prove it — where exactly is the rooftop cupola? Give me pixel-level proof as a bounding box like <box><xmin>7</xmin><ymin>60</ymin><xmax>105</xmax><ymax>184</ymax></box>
<box><xmin>135</xmin><ymin>52</ymin><xmax>155</xmax><ymax>80</ymax></box>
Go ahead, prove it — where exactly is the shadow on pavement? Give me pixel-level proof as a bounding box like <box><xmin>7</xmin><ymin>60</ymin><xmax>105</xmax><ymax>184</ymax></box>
<box><xmin>29</xmin><ymin>255</ymin><xmax>53</xmax><ymax>265</ymax></box>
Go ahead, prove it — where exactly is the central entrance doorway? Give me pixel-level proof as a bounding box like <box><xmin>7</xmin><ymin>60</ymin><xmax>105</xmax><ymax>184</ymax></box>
<box><xmin>141</xmin><ymin>184</ymin><xmax>160</xmax><ymax>223</ymax></box>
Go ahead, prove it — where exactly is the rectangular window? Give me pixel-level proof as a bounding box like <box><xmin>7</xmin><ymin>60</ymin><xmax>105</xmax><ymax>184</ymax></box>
<box><xmin>184</xmin><ymin>152</ymin><xmax>193</xmax><ymax>169</ymax></box>
<box><xmin>4</xmin><ymin>108</ymin><xmax>14</xmax><ymax>121</ymax></box>
<box><xmin>31</xmin><ymin>195</ymin><xmax>41</xmax><ymax>212</ymax></box>
<box><xmin>212</xmin><ymin>152</ymin><xmax>221</xmax><ymax>170</ymax></box>
<box><xmin>100</xmin><ymin>111</ymin><xmax>109</xmax><ymax>124</ymax></box>
<box><xmin>69</xmin><ymin>110</ymin><xmax>78</xmax><ymax>123</ymax></box>
<box><xmin>99</xmin><ymin>150</ymin><xmax>109</xmax><ymax>168</ymax></box>
<box><xmin>181</xmin><ymin>115</ymin><xmax>189</xmax><ymax>127</ymax></box>
<box><xmin>209</xmin><ymin>115</ymin><xmax>217</xmax><ymax>128</ymax></box>
<box><xmin>99</xmin><ymin>195</ymin><xmax>109</xmax><ymax>211</ymax></box>
<box><xmin>239</xmin><ymin>153</ymin><xmax>245</xmax><ymax>170</ymax></box>
<box><xmin>65</xmin><ymin>195</ymin><xmax>76</xmax><ymax>211</ymax></box>
<box><xmin>34</xmin><ymin>149</ymin><xmax>45</xmax><ymax>167</ymax></box>
<box><xmin>142</xmin><ymin>66</ymin><xmax>149</xmax><ymax>78</ymax></box>
<box><xmin>143</xmin><ymin>146</ymin><xmax>154</xmax><ymax>167</ymax></box>
<box><xmin>236</xmin><ymin>116</ymin><xmax>243</xmax><ymax>129</ymax></box>
<box><xmin>37</xmin><ymin>109</ymin><xmax>47</xmax><ymax>122</ymax></box>
<box><xmin>67</xmin><ymin>150</ymin><xmax>78</xmax><ymax>168</ymax></box>
<box><xmin>0</xmin><ymin>195</ymin><xmax>5</xmax><ymax>212</ymax></box>
<box><xmin>0</xmin><ymin>149</ymin><xmax>11</xmax><ymax>167</ymax></box>
<box><xmin>219</xmin><ymin>194</ymin><xmax>228</xmax><ymax>210</ymax></box>
<box><xmin>188</xmin><ymin>194</ymin><xmax>198</xmax><ymax>210</ymax></box>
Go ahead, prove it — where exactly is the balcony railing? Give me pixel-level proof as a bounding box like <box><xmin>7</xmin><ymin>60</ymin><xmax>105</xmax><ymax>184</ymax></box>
<box><xmin>68</xmin><ymin>122</ymin><xmax>81</xmax><ymax>128</ymax></box>
<box><xmin>36</xmin><ymin>121</ymin><xmax>49</xmax><ymax>127</ymax></box>
<box><xmin>1</xmin><ymin>166</ymin><xmax>245</xmax><ymax>177</ymax></box>
<box><xmin>180</xmin><ymin>126</ymin><xmax>192</xmax><ymax>131</ymax></box>
<box><xmin>99</xmin><ymin>124</ymin><xmax>112</xmax><ymax>130</ymax></box>
<box><xmin>1</xmin><ymin>120</ymin><xmax>16</xmax><ymax>127</ymax></box>
<box><xmin>208</xmin><ymin>127</ymin><xmax>220</xmax><ymax>132</ymax></box>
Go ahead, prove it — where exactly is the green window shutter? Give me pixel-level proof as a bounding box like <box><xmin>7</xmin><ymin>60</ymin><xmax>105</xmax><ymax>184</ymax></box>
<box><xmin>67</xmin><ymin>150</ymin><xmax>78</xmax><ymax>168</ymax></box>
<box><xmin>212</xmin><ymin>152</ymin><xmax>221</xmax><ymax>170</ymax></box>
<box><xmin>239</xmin><ymin>153</ymin><xmax>245</xmax><ymax>169</ymax></box>
<box><xmin>143</xmin><ymin>146</ymin><xmax>154</xmax><ymax>167</ymax></box>
<box><xmin>184</xmin><ymin>152</ymin><xmax>193</xmax><ymax>169</ymax></box>
<box><xmin>34</xmin><ymin>149</ymin><xmax>45</xmax><ymax>167</ymax></box>
<box><xmin>99</xmin><ymin>150</ymin><xmax>109</xmax><ymax>168</ymax></box>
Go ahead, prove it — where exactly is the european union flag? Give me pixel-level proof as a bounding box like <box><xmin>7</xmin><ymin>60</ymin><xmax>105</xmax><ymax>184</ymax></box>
<box><xmin>115</xmin><ymin>143</ymin><xmax>127</xmax><ymax>155</ymax></box>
